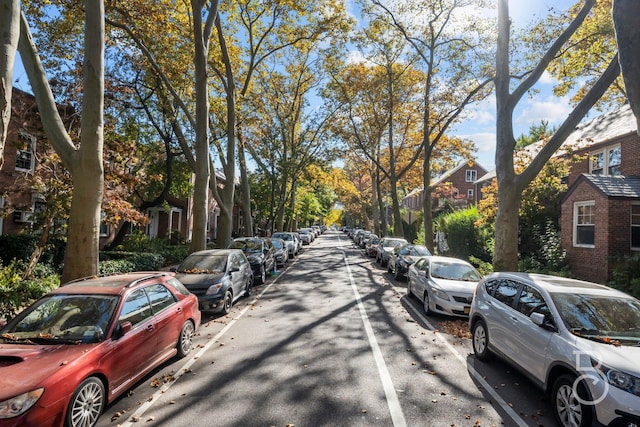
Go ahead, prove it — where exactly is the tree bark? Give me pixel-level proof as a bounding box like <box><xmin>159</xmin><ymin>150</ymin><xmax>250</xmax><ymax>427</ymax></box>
<box><xmin>613</xmin><ymin>0</ymin><xmax>640</xmax><ymax>131</ymax></box>
<box><xmin>0</xmin><ymin>0</ymin><xmax>20</xmax><ymax>168</ymax></box>
<box><xmin>19</xmin><ymin>2</ymin><xmax>104</xmax><ymax>282</ymax></box>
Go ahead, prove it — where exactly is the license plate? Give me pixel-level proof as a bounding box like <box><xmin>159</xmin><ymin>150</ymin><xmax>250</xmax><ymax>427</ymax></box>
<box><xmin>464</xmin><ymin>307</ymin><xmax>470</xmax><ymax>314</ymax></box>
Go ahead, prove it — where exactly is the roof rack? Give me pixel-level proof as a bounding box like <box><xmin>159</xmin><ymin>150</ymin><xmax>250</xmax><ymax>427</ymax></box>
<box><xmin>61</xmin><ymin>271</ymin><xmax>171</xmax><ymax>287</ymax></box>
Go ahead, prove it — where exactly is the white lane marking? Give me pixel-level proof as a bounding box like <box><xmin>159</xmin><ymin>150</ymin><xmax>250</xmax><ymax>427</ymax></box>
<box><xmin>119</xmin><ymin>258</ymin><xmax>296</xmax><ymax>426</ymax></box>
<box><xmin>401</xmin><ymin>290</ymin><xmax>529</xmax><ymax>427</ymax></box>
<box><xmin>339</xmin><ymin>239</ymin><xmax>407</xmax><ymax>427</ymax></box>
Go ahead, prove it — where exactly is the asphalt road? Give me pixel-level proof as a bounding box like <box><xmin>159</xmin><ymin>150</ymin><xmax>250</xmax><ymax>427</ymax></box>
<box><xmin>97</xmin><ymin>230</ymin><xmax>558</xmax><ymax>427</ymax></box>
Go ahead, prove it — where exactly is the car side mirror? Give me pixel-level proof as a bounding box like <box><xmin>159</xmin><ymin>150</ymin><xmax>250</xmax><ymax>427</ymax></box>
<box><xmin>230</xmin><ymin>266</ymin><xmax>240</xmax><ymax>273</ymax></box>
<box><xmin>113</xmin><ymin>321</ymin><xmax>133</xmax><ymax>339</ymax></box>
<box><xmin>530</xmin><ymin>312</ymin><xmax>557</xmax><ymax>332</ymax></box>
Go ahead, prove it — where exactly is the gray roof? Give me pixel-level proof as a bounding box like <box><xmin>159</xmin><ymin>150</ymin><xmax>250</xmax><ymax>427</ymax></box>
<box><xmin>582</xmin><ymin>174</ymin><xmax>640</xmax><ymax>198</ymax></box>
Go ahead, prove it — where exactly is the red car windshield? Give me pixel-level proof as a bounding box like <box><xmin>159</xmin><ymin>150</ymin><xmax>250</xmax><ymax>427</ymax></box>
<box><xmin>2</xmin><ymin>294</ymin><xmax>118</xmax><ymax>344</ymax></box>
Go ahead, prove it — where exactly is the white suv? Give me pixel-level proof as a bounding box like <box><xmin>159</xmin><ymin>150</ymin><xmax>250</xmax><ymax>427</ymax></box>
<box><xmin>469</xmin><ymin>272</ymin><xmax>640</xmax><ymax>427</ymax></box>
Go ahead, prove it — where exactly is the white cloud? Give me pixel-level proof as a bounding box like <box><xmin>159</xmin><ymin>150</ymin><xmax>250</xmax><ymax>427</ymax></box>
<box><xmin>459</xmin><ymin>132</ymin><xmax>496</xmax><ymax>170</ymax></box>
<box><xmin>538</xmin><ymin>70</ymin><xmax>557</xmax><ymax>85</ymax></box>
<box><xmin>514</xmin><ymin>96</ymin><xmax>573</xmax><ymax>130</ymax></box>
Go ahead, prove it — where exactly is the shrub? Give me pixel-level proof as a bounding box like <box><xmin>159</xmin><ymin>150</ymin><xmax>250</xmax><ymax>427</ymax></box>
<box><xmin>433</xmin><ymin>207</ymin><xmax>492</xmax><ymax>262</ymax></box>
<box><xmin>0</xmin><ymin>235</ymin><xmax>38</xmax><ymax>265</ymax></box>
<box><xmin>609</xmin><ymin>253</ymin><xmax>640</xmax><ymax>299</ymax></box>
<box><xmin>98</xmin><ymin>259</ymin><xmax>136</xmax><ymax>275</ymax></box>
<box><xmin>0</xmin><ymin>261</ymin><xmax>59</xmax><ymax>321</ymax></box>
<box><xmin>99</xmin><ymin>251</ymin><xmax>165</xmax><ymax>272</ymax></box>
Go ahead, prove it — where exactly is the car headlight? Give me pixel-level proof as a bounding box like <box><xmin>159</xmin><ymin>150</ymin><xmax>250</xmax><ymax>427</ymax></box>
<box><xmin>431</xmin><ymin>288</ymin><xmax>450</xmax><ymax>301</ymax></box>
<box><xmin>0</xmin><ymin>388</ymin><xmax>44</xmax><ymax>419</ymax></box>
<box><xmin>593</xmin><ymin>359</ymin><xmax>640</xmax><ymax>397</ymax></box>
<box><xmin>206</xmin><ymin>283</ymin><xmax>223</xmax><ymax>295</ymax></box>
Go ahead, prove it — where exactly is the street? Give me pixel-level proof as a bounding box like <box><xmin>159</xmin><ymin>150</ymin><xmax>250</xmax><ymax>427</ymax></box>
<box><xmin>98</xmin><ymin>230</ymin><xmax>557</xmax><ymax>427</ymax></box>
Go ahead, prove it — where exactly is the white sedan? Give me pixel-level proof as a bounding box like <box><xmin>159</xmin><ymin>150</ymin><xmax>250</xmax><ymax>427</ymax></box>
<box><xmin>407</xmin><ymin>256</ymin><xmax>482</xmax><ymax>317</ymax></box>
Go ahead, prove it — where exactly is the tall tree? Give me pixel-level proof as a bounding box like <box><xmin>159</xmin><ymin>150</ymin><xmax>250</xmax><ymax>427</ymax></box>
<box><xmin>18</xmin><ymin>1</ymin><xmax>105</xmax><ymax>281</ymax></box>
<box><xmin>493</xmin><ymin>0</ymin><xmax>619</xmax><ymax>271</ymax></box>
<box><xmin>0</xmin><ymin>0</ymin><xmax>20</xmax><ymax>167</ymax></box>
<box><xmin>367</xmin><ymin>0</ymin><xmax>494</xmax><ymax>251</ymax></box>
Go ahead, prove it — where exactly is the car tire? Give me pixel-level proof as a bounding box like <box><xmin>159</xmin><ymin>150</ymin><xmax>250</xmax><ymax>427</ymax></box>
<box><xmin>406</xmin><ymin>279</ymin><xmax>413</xmax><ymax>298</ymax></box>
<box><xmin>471</xmin><ymin>320</ymin><xmax>492</xmax><ymax>361</ymax></box>
<box><xmin>552</xmin><ymin>374</ymin><xmax>593</xmax><ymax>427</ymax></box>
<box><xmin>394</xmin><ymin>266</ymin><xmax>403</xmax><ymax>280</ymax></box>
<box><xmin>256</xmin><ymin>265</ymin><xmax>266</xmax><ymax>285</ymax></box>
<box><xmin>66</xmin><ymin>377</ymin><xmax>105</xmax><ymax>427</ymax></box>
<box><xmin>244</xmin><ymin>277</ymin><xmax>252</xmax><ymax>298</ymax></box>
<box><xmin>387</xmin><ymin>263</ymin><xmax>393</xmax><ymax>273</ymax></box>
<box><xmin>422</xmin><ymin>290</ymin><xmax>432</xmax><ymax>315</ymax></box>
<box><xmin>221</xmin><ymin>290</ymin><xmax>233</xmax><ymax>315</ymax></box>
<box><xmin>177</xmin><ymin>320</ymin><xmax>195</xmax><ymax>358</ymax></box>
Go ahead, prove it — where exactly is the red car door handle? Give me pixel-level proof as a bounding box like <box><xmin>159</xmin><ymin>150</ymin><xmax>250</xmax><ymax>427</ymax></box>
<box><xmin>146</xmin><ymin>324</ymin><xmax>155</xmax><ymax>332</ymax></box>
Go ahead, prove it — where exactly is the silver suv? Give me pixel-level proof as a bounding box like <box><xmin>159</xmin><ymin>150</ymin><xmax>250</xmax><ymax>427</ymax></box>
<box><xmin>469</xmin><ymin>272</ymin><xmax>640</xmax><ymax>427</ymax></box>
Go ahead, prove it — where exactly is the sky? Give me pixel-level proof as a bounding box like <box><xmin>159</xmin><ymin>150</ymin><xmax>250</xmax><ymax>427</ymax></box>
<box><xmin>454</xmin><ymin>0</ymin><xmax>579</xmax><ymax>171</ymax></box>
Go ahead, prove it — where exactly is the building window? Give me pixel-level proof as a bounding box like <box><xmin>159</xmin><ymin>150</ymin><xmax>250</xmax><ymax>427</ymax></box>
<box><xmin>574</xmin><ymin>201</ymin><xmax>595</xmax><ymax>247</ymax></box>
<box><xmin>467</xmin><ymin>189</ymin><xmax>474</xmax><ymax>198</ymax></box>
<box><xmin>590</xmin><ymin>145</ymin><xmax>621</xmax><ymax>176</ymax></box>
<box><xmin>632</xmin><ymin>205</ymin><xmax>640</xmax><ymax>250</ymax></box>
<box><xmin>16</xmin><ymin>131</ymin><xmax>36</xmax><ymax>172</ymax></box>
<box><xmin>465</xmin><ymin>170</ymin><xmax>477</xmax><ymax>182</ymax></box>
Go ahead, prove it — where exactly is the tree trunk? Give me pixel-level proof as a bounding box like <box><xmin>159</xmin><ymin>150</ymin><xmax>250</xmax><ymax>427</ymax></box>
<box><xmin>237</xmin><ymin>133</ymin><xmax>253</xmax><ymax>237</ymax></box>
<box><xmin>613</xmin><ymin>0</ymin><xmax>640</xmax><ymax>130</ymax></box>
<box><xmin>190</xmin><ymin>1</ymin><xmax>211</xmax><ymax>253</ymax></box>
<box><xmin>0</xmin><ymin>0</ymin><xmax>20</xmax><ymax>167</ymax></box>
<box><xmin>422</xmin><ymin>146</ymin><xmax>434</xmax><ymax>252</ymax></box>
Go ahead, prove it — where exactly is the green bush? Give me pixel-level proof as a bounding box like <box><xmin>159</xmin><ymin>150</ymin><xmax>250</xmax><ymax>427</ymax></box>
<box><xmin>99</xmin><ymin>251</ymin><xmax>165</xmax><ymax>272</ymax></box>
<box><xmin>609</xmin><ymin>254</ymin><xmax>640</xmax><ymax>299</ymax></box>
<box><xmin>433</xmin><ymin>207</ymin><xmax>491</xmax><ymax>262</ymax></box>
<box><xmin>0</xmin><ymin>235</ymin><xmax>38</xmax><ymax>265</ymax></box>
<box><xmin>0</xmin><ymin>261</ymin><xmax>59</xmax><ymax>321</ymax></box>
<box><xmin>518</xmin><ymin>220</ymin><xmax>569</xmax><ymax>275</ymax></box>
<box><xmin>98</xmin><ymin>259</ymin><xmax>136</xmax><ymax>275</ymax></box>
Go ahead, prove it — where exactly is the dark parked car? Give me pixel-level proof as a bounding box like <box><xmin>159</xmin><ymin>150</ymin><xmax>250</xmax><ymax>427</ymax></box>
<box><xmin>366</xmin><ymin>237</ymin><xmax>381</xmax><ymax>258</ymax></box>
<box><xmin>271</xmin><ymin>232</ymin><xmax>298</xmax><ymax>257</ymax></box>
<box><xmin>469</xmin><ymin>272</ymin><xmax>640</xmax><ymax>427</ymax></box>
<box><xmin>271</xmin><ymin>238</ymin><xmax>289</xmax><ymax>267</ymax></box>
<box><xmin>172</xmin><ymin>249</ymin><xmax>253</xmax><ymax>314</ymax></box>
<box><xmin>387</xmin><ymin>244</ymin><xmax>431</xmax><ymax>280</ymax></box>
<box><xmin>228</xmin><ymin>237</ymin><xmax>276</xmax><ymax>285</ymax></box>
<box><xmin>0</xmin><ymin>272</ymin><xmax>200</xmax><ymax>427</ymax></box>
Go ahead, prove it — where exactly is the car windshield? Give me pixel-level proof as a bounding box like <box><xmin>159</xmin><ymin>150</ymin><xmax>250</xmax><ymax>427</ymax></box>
<box><xmin>384</xmin><ymin>239</ymin><xmax>406</xmax><ymax>248</ymax></box>
<box><xmin>178</xmin><ymin>254</ymin><xmax>227</xmax><ymax>273</ymax></box>
<box><xmin>402</xmin><ymin>246</ymin><xmax>431</xmax><ymax>256</ymax></box>
<box><xmin>430</xmin><ymin>262</ymin><xmax>481</xmax><ymax>281</ymax></box>
<box><xmin>272</xmin><ymin>240</ymin><xmax>284</xmax><ymax>249</ymax></box>
<box><xmin>1</xmin><ymin>294</ymin><xmax>118</xmax><ymax>344</ymax></box>
<box><xmin>273</xmin><ymin>233</ymin><xmax>291</xmax><ymax>241</ymax></box>
<box><xmin>551</xmin><ymin>293</ymin><xmax>640</xmax><ymax>345</ymax></box>
<box><xmin>229</xmin><ymin>240</ymin><xmax>262</xmax><ymax>254</ymax></box>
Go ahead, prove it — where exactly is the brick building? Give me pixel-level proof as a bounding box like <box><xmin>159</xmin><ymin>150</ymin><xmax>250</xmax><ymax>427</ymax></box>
<box><xmin>401</xmin><ymin>159</ymin><xmax>488</xmax><ymax>223</ymax></box>
<box><xmin>558</xmin><ymin>104</ymin><xmax>640</xmax><ymax>283</ymax></box>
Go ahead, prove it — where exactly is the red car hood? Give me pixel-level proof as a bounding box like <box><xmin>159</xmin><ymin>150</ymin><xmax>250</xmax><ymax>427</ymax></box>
<box><xmin>0</xmin><ymin>343</ymin><xmax>96</xmax><ymax>399</ymax></box>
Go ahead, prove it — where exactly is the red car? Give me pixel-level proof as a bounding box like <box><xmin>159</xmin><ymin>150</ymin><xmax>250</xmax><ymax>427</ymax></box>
<box><xmin>0</xmin><ymin>272</ymin><xmax>201</xmax><ymax>427</ymax></box>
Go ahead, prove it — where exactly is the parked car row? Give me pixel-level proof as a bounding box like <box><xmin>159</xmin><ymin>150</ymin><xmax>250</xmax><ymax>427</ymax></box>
<box><xmin>0</xmin><ymin>227</ymin><xmax>328</xmax><ymax>427</ymax></box>
<box><xmin>348</xmin><ymin>227</ymin><xmax>640</xmax><ymax>427</ymax></box>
